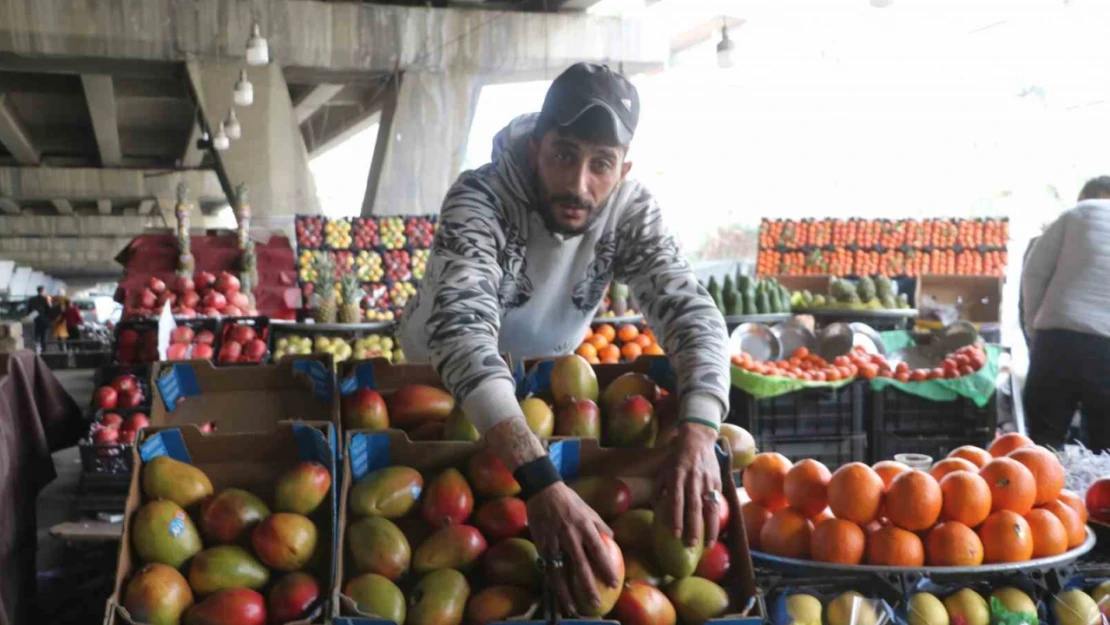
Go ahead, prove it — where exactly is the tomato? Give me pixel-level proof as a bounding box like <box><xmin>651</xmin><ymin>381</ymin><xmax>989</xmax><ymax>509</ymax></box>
<box><xmin>929</xmin><ymin>368</ymin><xmax>945</xmax><ymax>379</ymax></box>
<box><xmin>790</xmin><ymin>367</ymin><xmax>805</xmax><ymax>377</ymax></box>
<box><xmin>958</xmin><ymin>364</ymin><xmax>975</xmax><ymax>377</ymax></box>
<box><xmin>789</xmin><ymin>357</ymin><xmax>803</xmax><ymax>368</ymax></box>
<box><xmin>799</xmin><ymin>372</ymin><xmax>812</xmax><ymax>381</ymax></box>
<box><xmin>860</xmin><ymin>363</ymin><xmax>879</xmax><ymax>380</ymax></box>
<box><xmin>943</xmin><ymin>357</ymin><xmax>958</xmax><ymax>370</ymax></box>
<box><xmin>826</xmin><ymin>369</ymin><xmax>842</xmax><ymax>382</ymax></box>
<box><xmin>812</xmin><ymin>371</ymin><xmax>827</xmax><ymax>382</ymax></box>
<box><xmin>752</xmin><ymin>364</ymin><xmax>767</xmax><ymax>375</ymax></box>
<box><xmin>909</xmin><ymin>370</ymin><xmax>929</xmax><ymax>382</ymax></box>
<box><xmin>895</xmin><ymin>371</ymin><xmax>911</xmax><ymax>382</ymax></box>
<box><xmin>968</xmin><ymin>351</ymin><xmax>986</xmax><ymax>370</ymax></box>
<box><xmin>954</xmin><ymin>354</ymin><xmax>971</xmax><ymax>367</ymax></box>
<box><xmin>870</xmin><ymin>354</ymin><xmax>887</xmax><ymax>365</ymax></box>
<box><xmin>834</xmin><ymin>356</ymin><xmax>850</xmax><ymax>367</ymax></box>
<box><xmin>895</xmin><ymin>362</ymin><xmax>910</xmax><ymax>374</ymax></box>
<box><xmin>793</xmin><ymin>346</ymin><xmax>810</xmax><ymax>359</ymax></box>
<box><xmin>844</xmin><ymin>365</ymin><xmax>858</xmax><ymax>378</ymax></box>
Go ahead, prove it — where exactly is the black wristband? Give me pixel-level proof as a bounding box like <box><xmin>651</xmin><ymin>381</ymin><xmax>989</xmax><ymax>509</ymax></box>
<box><xmin>513</xmin><ymin>455</ymin><xmax>563</xmax><ymax>501</ymax></box>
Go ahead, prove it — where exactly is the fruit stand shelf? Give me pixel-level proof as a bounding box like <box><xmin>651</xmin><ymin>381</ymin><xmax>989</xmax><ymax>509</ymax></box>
<box><xmin>269</xmin><ymin>320</ymin><xmax>395</xmax><ymax>333</ymax></box>
<box><xmin>793</xmin><ymin>308</ymin><xmax>919</xmax><ymax>320</ymax></box>
<box><xmin>590</xmin><ymin>315</ymin><xmax>644</xmax><ymax>326</ymax></box>
<box><xmin>725</xmin><ymin>313</ymin><xmax>793</xmax><ymax>326</ymax></box>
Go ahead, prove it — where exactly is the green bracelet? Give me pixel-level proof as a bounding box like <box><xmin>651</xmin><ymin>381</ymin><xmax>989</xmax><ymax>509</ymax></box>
<box><xmin>680</xmin><ymin>417</ymin><xmax>720</xmax><ymax>432</ymax></box>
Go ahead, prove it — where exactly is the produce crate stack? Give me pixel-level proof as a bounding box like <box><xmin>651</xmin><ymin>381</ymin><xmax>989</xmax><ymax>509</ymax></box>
<box><xmin>271</xmin><ymin>322</ymin><xmax>402</xmax><ymax>365</ymax></box>
<box><xmin>295</xmin><ymin>214</ymin><xmax>438</xmax><ymax>323</ymax></box>
<box><xmin>757</xmin><ymin>217</ymin><xmax>1009</xmax><ymax>277</ymax></box>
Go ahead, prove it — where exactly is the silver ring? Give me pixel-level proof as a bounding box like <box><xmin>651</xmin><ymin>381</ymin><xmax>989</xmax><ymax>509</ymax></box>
<box><xmin>703</xmin><ymin>490</ymin><xmax>721</xmax><ymax>504</ymax></box>
<box><xmin>546</xmin><ymin>554</ymin><xmax>564</xmax><ymax>569</ymax></box>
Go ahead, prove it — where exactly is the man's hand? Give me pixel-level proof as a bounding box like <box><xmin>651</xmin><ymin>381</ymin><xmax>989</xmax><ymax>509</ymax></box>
<box><xmin>657</xmin><ymin>421</ymin><xmax>724</xmax><ymax>548</ymax></box>
<box><xmin>527</xmin><ymin>482</ymin><xmax>619</xmax><ymax>615</ymax></box>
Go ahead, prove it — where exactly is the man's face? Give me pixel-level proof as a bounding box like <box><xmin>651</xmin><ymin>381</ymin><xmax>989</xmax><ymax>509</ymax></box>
<box><xmin>529</xmin><ymin>130</ymin><xmax>632</xmax><ymax>236</ymax></box>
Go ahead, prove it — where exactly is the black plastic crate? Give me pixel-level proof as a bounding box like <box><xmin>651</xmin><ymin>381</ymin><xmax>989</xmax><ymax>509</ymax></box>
<box><xmin>78</xmin><ymin>438</ymin><xmax>134</xmax><ymax>475</ymax></box>
<box><xmin>870</xmin><ymin>432</ymin><xmax>993</xmax><ymax>465</ymax></box>
<box><xmin>871</xmin><ymin>386</ymin><xmax>996</xmax><ymax>435</ymax></box>
<box><xmin>755</xmin><ymin>434</ymin><xmax>867</xmax><ymax>469</ymax></box>
<box><xmin>730</xmin><ymin>381</ymin><xmax>866</xmax><ymax>439</ymax></box>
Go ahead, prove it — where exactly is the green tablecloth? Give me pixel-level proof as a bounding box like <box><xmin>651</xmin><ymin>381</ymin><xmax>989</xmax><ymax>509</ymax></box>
<box><xmin>730</xmin><ymin>366</ymin><xmax>854</xmax><ymax>400</ymax></box>
<box><xmin>868</xmin><ymin>344</ymin><xmax>1002</xmax><ymax>407</ymax></box>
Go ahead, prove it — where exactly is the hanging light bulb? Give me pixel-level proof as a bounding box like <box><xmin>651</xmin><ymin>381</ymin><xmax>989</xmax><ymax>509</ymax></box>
<box><xmin>245</xmin><ymin>22</ymin><xmax>270</xmax><ymax>66</ymax></box>
<box><xmin>224</xmin><ymin>107</ymin><xmax>242</xmax><ymax>140</ymax></box>
<box><xmin>213</xmin><ymin>122</ymin><xmax>231</xmax><ymax>151</ymax></box>
<box><xmin>716</xmin><ymin>21</ymin><xmax>735</xmax><ymax>69</ymax></box>
<box><xmin>871</xmin><ymin>0</ymin><xmax>893</xmax><ymax>7</ymax></box>
<box><xmin>233</xmin><ymin>69</ymin><xmax>254</xmax><ymax>107</ymax></box>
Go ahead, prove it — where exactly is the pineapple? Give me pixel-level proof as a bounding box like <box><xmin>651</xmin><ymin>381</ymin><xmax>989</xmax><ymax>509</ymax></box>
<box><xmin>339</xmin><ymin>273</ymin><xmax>363</xmax><ymax>324</ymax></box>
<box><xmin>314</xmin><ymin>255</ymin><xmax>337</xmax><ymax>323</ymax></box>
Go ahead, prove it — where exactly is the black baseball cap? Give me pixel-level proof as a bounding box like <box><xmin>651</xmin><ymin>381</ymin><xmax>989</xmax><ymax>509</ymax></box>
<box><xmin>538</xmin><ymin>63</ymin><xmax>640</xmax><ymax>146</ymax></box>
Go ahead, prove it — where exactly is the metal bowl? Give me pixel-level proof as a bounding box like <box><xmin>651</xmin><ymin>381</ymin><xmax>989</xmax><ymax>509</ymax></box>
<box><xmin>815</xmin><ymin>323</ymin><xmax>855</xmax><ymax>361</ymax></box>
<box><xmin>729</xmin><ymin>322</ymin><xmax>781</xmax><ymax>362</ymax></box>
<box><xmin>848</xmin><ymin>322</ymin><xmax>886</xmax><ymax>355</ymax></box>
<box><xmin>771</xmin><ymin>323</ymin><xmax>816</xmax><ymax>359</ymax></box>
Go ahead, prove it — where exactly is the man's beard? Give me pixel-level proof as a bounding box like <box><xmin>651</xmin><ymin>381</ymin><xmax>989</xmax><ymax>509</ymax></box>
<box><xmin>535</xmin><ymin>176</ymin><xmax>603</xmax><ymax>237</ymax></box>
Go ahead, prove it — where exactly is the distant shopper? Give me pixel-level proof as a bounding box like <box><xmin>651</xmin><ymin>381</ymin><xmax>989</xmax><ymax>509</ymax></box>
<box><xmin>1021</xmin><ymin>175</ymin><xmax>1110</xmax><ymax>450</ymax></box>
<box><xmin>23</xmin><ymin>286</ymin><xmax>51</xmax><ymax>353</ymax></box>
<box><xmin>64</xmin><ymin>300</ymin><xmax>83</xmax><ymax>342</ymax></box>
<box><xmin>51</xmin><ymin>296</ymin><xmax>70</xmax><ymax>348</ymax></box>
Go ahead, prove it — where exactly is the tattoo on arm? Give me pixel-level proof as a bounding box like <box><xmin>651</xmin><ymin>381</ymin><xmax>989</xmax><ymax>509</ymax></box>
<box><xmin>484</xmin><ymin>417</ymin><xmax>546</xmax><ymax>471</ymax></box>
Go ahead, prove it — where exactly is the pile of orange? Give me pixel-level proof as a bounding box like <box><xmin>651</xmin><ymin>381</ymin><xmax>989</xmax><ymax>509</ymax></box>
<box><xmin>742</xmin><ymin>433</ymin><xmax>1086</xmax><ymax>567</ymax></box>
<box><xmin>577</xmin><ymin>323</ymin><xmax>664</xmax><ymax>364</ymax></box>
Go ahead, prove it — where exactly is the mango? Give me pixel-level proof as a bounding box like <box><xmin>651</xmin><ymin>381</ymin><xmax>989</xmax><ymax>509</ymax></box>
<box><xmin>350</xmin><ymin>466</ymin><xmax>424</xmax><ymax>519</ymax></box>
<box><xmin>829</xmin><ymin>591</ymin><xmax>879</xmax><ymax>625</ymax></box>
<box><xmin>345</xmin><ymin>573</ymin><xmax>406</xmax><ymax>623</ymax></box>
<box><xmin>908</xmin><ymin>593</ymin><xmax>948</xmax><ymax>625</ymax></box>
<box><xmin>348</xmin><ymin>517</ymin><xmax>411</xmax><ymax>580</ymax></box>
<box><xmin>132</xmin><ymin>500</ymin><xmax>203</xmax><ymax>568</ymax></box>
<box><xmin>483</xmin><ymin>538</ymin><xmax>541</xmax><ymax>590</ymax></box>
<box><xmin>443</xmin><ymin>407</ymin><xmax>480</xmax><ymax>442</ymax></box>
<box><xmin>123</xmin><ymin>563</ymin><xmax>194</xmax><ymax>625</ymax></box>
<box><xmin>423</xmin><ymin>468</ymin><xmax>475</xmax><ymax>527</ymax></box>
<box><xmin>199</xmin><ymin>489</ymin><xmax>270</xmax><ymax>545</ymax></box>
<box><xmin>414</xmin><ymin>525</ymin><xmax>488</xmax><ymax>574</ymax></box>
<box><xmin>625</xmin><ymin>553</ymin><xmax>665</xmax><ymax>587</ymax></box>
<box><xmin>344</xmin><ymin>388</ymin><xmax>389</xmax><ymax>431</ymax></box>
<box><xmin>614</xmin><ymin>510</ymin><xmax>655</xmax><ymax>553</ymax></box>
<box><xmin>186</xmin><ymin>546</ymin><xmax>269</xmax><ymax>596</ymax></box>
<box><xmin>268</xmin><ymin>572</ymin><xmax>321</xmax><ymax>625</ymax></box>
<box><xmin>719</xmin><ymin>425</ymin><xmax>757</xmax><ymax>471</ymax></box>
<box><xmin>571</xmin><ymin>476</ymin><xmax>631</xmax><ymax>521</ymax></box>
<box><xmin>944</xmin><ymin>589</ymin><xmax>989</xmax><ymax>625</ymax></box>
<box><xmin>555</xmin><ymin>398</ymin><xmax>601</xmax><ymax>438</ymax></box>
<box><xmin>387</xmin><ymin>385</ymin><xmax>455</xmax><ymax>430</ymax></box>
<box><xmin>183</xmin><ymin>588</ymin><xmax>266</xmax><ymax>625</ymax></box>
<box><xmin>550</xmin><ymin>354</ymin><xmax>598</xmax><ymax>403</ymax></box>
<box><xmin>784</xmin><ymin>594</ymin><xmax>823</xmax><ymax>625</ymax></box>
<box><xmin>520</xmin><ymin>398</ymin><xmax>554</xmax><ymax>438</ymax></box>
<box><xmin>1053</xmin><ymin>590</ymin><xmax>1100</xmax><ymax>625</ymax></box>
<box><xmin>408</xmin><ymin>569</ymin><xmax>471</xmax><ymax>625</ymax></box>
<box><xmin>614</xmin><ymin>580</ymin><xmax>677</xmax><ymax>625</ymax></box>
<box><xmin>606</xmin><ymin>395</ymin><xmax>657</xmax><ymax>448</ymax></box>
<box><xmin>695</xmin><ymin>542</ymin><xmax>730</xmax><ymax>584</ymax></box>
<box><xmin>652</xmin><ymin>512</ymin><xmax>702</xmax><ymax>579</ymax></box>
<box><xmin>466</xmin><ymin>452</ymin><xmax>520</xmax><ymax>498</ymax></box>
<box><xmin>474</xmin><ymin>497</ymin><xmax>529</xmax><ymax>541</ymax></box>
<box><xmin>410</xmin><ymin>421</ymin><xmax>447</xmax><ymax>440</ymax></box>
<box><xmin>143</xmin><ymin>457</ymin><xmax>214</xmax><ymax>509</ymax></box>
<box><xmin>667</xmin><ymin>577</ymin><xmax>729</xmax><ymax>625</ymax></box>
<box><xmin>990</xmin><ymin>588</ymin><xmax>1036</xmax><ymax>618</ymax></box>
<box><xmin>467</xmin><ymin>586</ymin><xmax>535</xmax><ymax>625</ymax></box>
<box><xmin>252</xmin><ymin>513</ymin><xmax>317</xmax><ymax>572</ymax></box>
<box><xmin>274</xmin><ymin>461</ymin><xmax>331</xmax><ymax>515</ymax></box>
<box><xmin>573</xmin><ymin>533</ymin><xmax>625</xmax><ymax>617</ymax></box>
<box><xmin>602</xmin><ymin>373</ymin><xmax>660</xmax><ymax>414</ymax></box>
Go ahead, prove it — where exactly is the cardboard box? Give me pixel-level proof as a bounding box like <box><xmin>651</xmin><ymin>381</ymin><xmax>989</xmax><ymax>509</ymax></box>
<box><xmin>334</xmin><ymin>430</ymin><xmax>546</xmax><ymax>625</ymax></box>
<box><xmin>151</xmin><ymin>354</ymin><xmax>338</xmax><ymax>435</ymax></box>
<box><xmin>548</xmin><ymin>437</ymin><xmax>761</xmax><ymax>625</ymax></box>
<box><xmin>104</xmin><ymin>422</ymin><xmax>338</xmax><ymax>625</ymax></box>
<box><xmin>0</xmin><ymin>320</ymin><xmax>22</xmax><ymax>339</ymax></box>
<box><xmin>517</xmin><ymin>355</ymin><xmax>677</xmax><ymax>402</ymax></box>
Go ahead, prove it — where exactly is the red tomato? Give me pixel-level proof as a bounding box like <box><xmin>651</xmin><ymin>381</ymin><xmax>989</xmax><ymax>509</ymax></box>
<box><xmin>860</xmin><ymin>363</ymin><xmax>879</xmax><ymax>380</ymax></box>
<box><xmin>929</xmin><ymin>368</ymin><xmax>945</xmax><ymax>379</ymax></box>
<box><xmin>834</xmin><ymin>356</ymin><xmax>851</xmax><ymax>367</ymax></box>
<box><xmin>909</xmin><ymin>370</ymin><xmax>929</xmax><ymax>382</ymax></box>
<box><xmin>826</xmin><ymin>369</ymin><xmax>842</xmax><ymax>382</ymax></box>
<box><xmin>895</xmin><ymin>362</ymin><xmax>910</xmax><ymax>374</ymax></box>
<box><xmin>895</xmin><ymin>371</ymin><xmax>911</xmax><ymax>382</ymax></box>
<box><xmin>789</xmin><ymin>357</ymin><xmax>803</xmax><ymax>368</ymax></box>
<box><xmin>812</xmin><ymin>371</ymin><xmax>827</xmax><ymax>382</ymax></box>
<box><xmin>954</xmin><ymin>354</ymin><xmax>971</xmax><ymax>367</ymax></box>
<box><xmin>844</xmin><ymin>365</ymin><xmax>858</xmax><ymax>378</ymax></box>
<box><xmin>793</xmin><ymin>346</ymin><xmax>810</xmax><ymax>359</ymax></box>
<box><xmin>958</xmin><ymin>364</ymin><xmax>975</xmax><ymax>376</ymax></box>
<box><xmin>968</xmin><ymin>351</ymin><xmax>986</xmax><ymax>370</ymax></box>
<box><xmin>870</xmin><ymin>354</ymin><xmax>887</xmax><ymax>365</ymax></box>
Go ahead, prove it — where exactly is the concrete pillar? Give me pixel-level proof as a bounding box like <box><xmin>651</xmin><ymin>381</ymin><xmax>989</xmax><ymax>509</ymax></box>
<box><xmin>188</xmin><ymin>60</ymin><xmax>320</xmax><ymax>237</ymax></box>
<box><xmin>370</xmin><ymin>71</ymin><xmax>481</xmax><ymax>216</ymax></box>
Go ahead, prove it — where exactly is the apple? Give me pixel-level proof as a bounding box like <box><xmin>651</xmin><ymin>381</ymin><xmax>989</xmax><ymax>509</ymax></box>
<box><xmin>100</xmin><ymin>413</ymin><xmax>123</xmax><ymax>428</ymax></box>
<box><xmin>93</xmin><ymin>426</ymin><xmax>119</xmax><ymax>445</ymax></box>
<box><xmin>170</xmin><ymin>327</ymin><xmax>195</xmax><ymax>345</ymax></box>
<box><xmin>138</xmin><ymin>289</ymin><xmax>157</xmax><ymax>309</ymax></box>
<box><xmin>215</xmin><ymin>272</ymin><xmax>240</xmax><ymax>295</ymax></box>
<box><xmin>147</xmin><ymin>277</ymin><xmax>167</xmax><ymax>295</ymax></box>
<box><xmin>167</xmin><ymin>343</ymin><xmax>189</xmax><ymax>360</ymax></box>
<box><xmin>118</xmin><ymin>428</ymin><xmax>138</xmax><ymax>445</ymax></box>
<box><xmin>1087</xmin><ymin>478</ymin><xmax>1110</xmax><ymax>524</ymax></box>
<box><xmin>218</xmin><ymin>342</ymin><xmax>242</xmax><ymax>363</ymax></box>
<box><xmin>111</xmin><ymin>375</ymin><xmax>138</xmax><ymax>393</ymax></box>
<box><xmin>229</xmin><ymin>325</ymin><xmax>257</xmax><ymax>344</ymax></box>
<box><xmin>118</xmin><ymin>329</ymin><xmax>140</xmax><ymax>348</ymax></box>
<box><xmin>202</xmin><ymin>291</ymin><xmax>227</xmax><ymax>311</ymax></box>
<box><xmin>174</xmin><ymin>276</ymin><xmax>195</xmax><ymax>294</ymax></box>
<box><xmin>694</xmin><ymin>541</ymin><xmax>730</xmax><ymax>583</ymax></box>
<box><xmin>195</xmin><ymin>330</ymin><xmax>216</xmax><ymax>345</ymax></box>
<box><xmin>193</xmin><ymin>344</ymin><xmax>215</xmax><ymax>360</ymax></box>
<box><xmin>195</xmin><ymin>271</ymin><xmax>216</xmax><ymax>292</ymax></box>
<box><xmin>118</xmin><ymin>388</ymin><xmax>144</xmax><ymax>409</ymax></box>
<box><xmin>181</xmin><ymin>291</ymin><xmax>201</xmax><ymax>309</ymax></box>
<box><xmin>95</xmin><ymin>386</ymin><xmax>119</xmax><ymax>410</ymax></box>
<box><xmin>124</xmin><ymin>413</ymin><xmax>150</xmax><ymax>432</ymax></box>
<box><xmin>243</xmin><ymin>338</ymin><xmax>267</xmax><ymax>362</ymax></box>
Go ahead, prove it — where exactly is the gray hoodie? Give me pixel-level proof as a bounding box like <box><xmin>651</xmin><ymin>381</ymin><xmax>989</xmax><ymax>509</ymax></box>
<box><xmin>400</xmin><ymin>114</ymin><xmax>730</xmax><ymax>433</ymax></box>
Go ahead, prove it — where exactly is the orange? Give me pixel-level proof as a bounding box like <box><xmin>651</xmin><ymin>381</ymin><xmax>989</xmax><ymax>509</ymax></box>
<box><xmin>866</xmin><ymin>526</ymin><xmax>924</xmax><ymax>566</ymax></box>
<box><xmin>828</xmin><ymin>462</ymin><xmax>884</xmax><ymax>525</ymax></box>
<box><xmin>978</xmin><ymin>510</ymin><xmax>1034</xmax><ymax>563</ymax></box>
<box><xmin>926</xmin><ymin>521</ymin><xmax>984</xmax><ymax>566</ymax></box>
<box><xmin>586</xmin><ymin>355</ymin><xmax>600</xmax><ymax>365</ymax></box>
<box><xmin>642</xmin><ymin>328</ymin><xmax>656</xmax><ymax>344</ymax></box>
<box><xmin>930</xmin><ymin>458</ymin><xmax>979</xmax><ymax>482</ymax></box>
<box><xmin>599</xmin><ymin>344</ymin><xmax>621</xmax><ymax>364</ymax></box>
<box><xmin>742</xmin><ymin>452</ymin><xmax>793</xmax><ymax>510</ymax></box>
<box><xmin>872</xmin><ymin>460</ymin><xmax>911</xmax><ymax>491</ymax></box>
<box><xmin>1041</xmin><ymin>500</ymin><xmax>1086</xmax><ymax>549</ymax></box>
<box><xmin>784</xmin><ymin>459</ymin><xmax>832</xmax><ymax>518</ymax></box>
<box><xmin>741</xmin><ymin>502</ymin><xmax>773</xmax><ymax>550</ymax></box>
<box><xmin>949</xmin><ymin>445</ymin><xmax>993</xmax><ymax>468</ymax></box>
<box><xmin>812</xmin><ymin>507</ymin><xmax>835</xmax><ymax>524</ymax></box>
<box><xmin>939</xmin><ymin>471</ymin><xmax>992</xmax><ymax>528</ymax></box>
<box><xmin>635</xmin><ymin>334</ymin><xmax>653</xmax><ymax>349</ymax></box>
<box><xmin>1008</xmin><ymin>446</ymin><xmax>1065</xmax><ymax>506</ymax></box>
<box><xmin>885</xmin><ymin>470</ymin><xmax>942</xmax><ymax>531</ymax></box>
<box><xmin>596</xmin><ymin>323</ymin><xmax>616</xmax><ymax>343</ymax></box>
<box><xmin>621</xmin><ymin>342</ymin><xmax>642</xmax><ymax>362</ymax></box>
<box><xmin>1059</xmin><ymin>489</ymin><xmax>1089</xmax><ymax>525</ymax></box>
<box><xmin>583</xmin><ymin>327</ymin><xmax>594</xmax><ymax>342</ymax></box>
<box><xmin>643</xmin><ymin>344</ymin><xmax>665</xmax><ymax>356</ymax></box>
<box><xmin>576</xmin><ymin>343</ymin><xmax>598</xmax><ymax>360</ymax></box>
<box><xmin>759</xmin><ymin>508</ymin><xmax>812</xmax><ymax>559</ymax></box>
<box><xmin>617</xmin><ymin>324</ymin><xmax>640</xmax><ymax>343</ymax></box>
<box><xmin>588</xmin><ymin>333</ymin><xmax>610</xmax><ymax>351</ymax></box>
<box><xmin>979</xmin><ymin>458</ymin><xmax>1037</xmax><ymax>515</ymax></box>
<box><xmin>988</xmin><ymin>433</ymin><xmax>1034</xmax><ymax>458</ymax></box>
<box><xmin>811</xmin><ymin>519</ymin><xmax>865</xmax><ymax>565</ymax></box>
<box><xmin>1025</xmin><ymin>508</ymin><xmax>1068</xmax><ymax>557</ymax></box>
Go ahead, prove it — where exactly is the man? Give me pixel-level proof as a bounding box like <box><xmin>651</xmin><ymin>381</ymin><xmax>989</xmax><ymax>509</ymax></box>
<box><xmin>1021</xmin><ymin>175</ymin><xmax>1110</xmax><ymax>450</ymax></box>
<box><xmin>401</xmin><ymin>63</ymin><xmax>730</xmax><ymax>613</ymax></box>
<box><xmin>23</xmin><ymin>286</ymin><xmax>52</xmax><ymax>353</ymax></box>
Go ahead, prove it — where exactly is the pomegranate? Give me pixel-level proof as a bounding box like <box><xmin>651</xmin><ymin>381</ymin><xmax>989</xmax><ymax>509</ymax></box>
<box><xmin>100</xmin><ymin>413</ymin><xmax>123</xmax><ymax>428</ymax></box>
<box><xmin>229</xmin><ymin>325</ymin><xmax>257</xmax><ymax>344</ymax></box>
<box><xmin>147</xmin><ymin>277</ymin><xmax>167</xmax><ymax>295</ymax></box>
<box><xmin>1086</xmin><ymin>478</ymin><xmax>1110</xmax><ymax>524</ymax></box>
<box><xmin>93</xmin><ymin>426</ymin><xmax>119</xmax><ymax>445</ymax></box>
<box><xmin>195</xmin><ymin>330</ymin><xmax>216</xmax><ymax>345</ymax></box>
<box><xmin>170</xmin><ymin>327</ymin><xmax>195</xmax><ymax>345</ymax></box>
<box><xmin>195</xmin><ymin>271</ymin><xmax>216</xmax><ymax>292</ymax></box>
<box><xmin>215</xmin><ymin>272</ymin><xmax>240</xmax><ymax>295</ymax></box>
<box><xmin>111</xmin><ymin>375</ymin><xmax>138</xmax><ymax>393</ymax></box>
<box><xmin>94</xmin><ymin>386</ymin><xmax>118</xmax><ymax>410</ymax></box>
<box><xmin>202</xmin><ymin>291</ymin><xmax>227</xmax><ymax>311</ymax></box>
<box><xmin>174</xmin><ymin>276</ymin><xmax>195</xmax><ymax>294</ymax></box>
